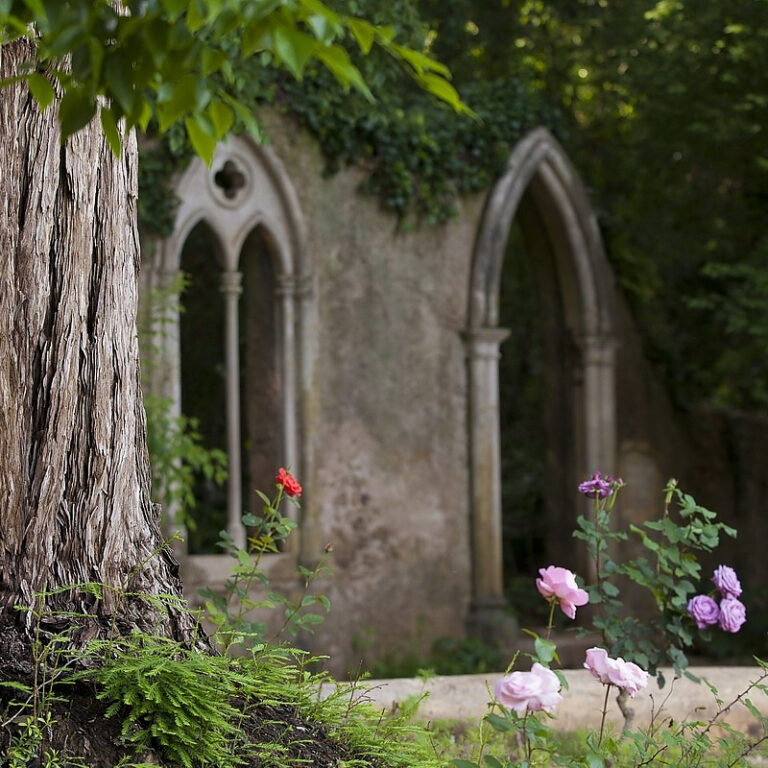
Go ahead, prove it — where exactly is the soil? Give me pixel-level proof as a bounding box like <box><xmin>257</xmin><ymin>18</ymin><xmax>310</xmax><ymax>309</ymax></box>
<box><xmin>0</xmin><ymin>624</ymin><xmax>386</xmax><ymax>768</ymax></box>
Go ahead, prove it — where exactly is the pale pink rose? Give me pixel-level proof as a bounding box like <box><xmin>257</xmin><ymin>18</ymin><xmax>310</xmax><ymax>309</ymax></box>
<box><xmin>536</xmin><ymin>565</ymin><xmax>590</xmax><ymax>619</ymax></box>
<box><xmin>493</xmin><ymin>663</ymin><xmax>563</xmax><ymax>715</ymax></box>
<box><xmin>583</xmin><ymin>647</ymin><xmax>613</xmax><ymax>684</ymax></box>
<box><xmin>608</xmin><ymin>659</ymin><xmax>649</xmax><ymax>696</ymax></box>
<box><xmin>584</xmin><ymin>647</ymin><xmax>649</xmax><ymax>697</ymax></box>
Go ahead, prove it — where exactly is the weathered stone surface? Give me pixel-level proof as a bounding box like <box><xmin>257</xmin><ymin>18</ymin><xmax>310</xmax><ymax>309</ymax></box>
<box><xmin>140</xmin><ymin>112</ymin><xmax>768</xmax><ymax>675</ymax></box>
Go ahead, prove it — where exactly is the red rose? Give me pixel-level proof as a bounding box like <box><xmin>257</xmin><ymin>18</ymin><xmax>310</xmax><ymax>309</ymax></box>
<box><xmin>275</xmin><ymin>467</ymin><xmax>302</xmax><ymax>498</ymax></box>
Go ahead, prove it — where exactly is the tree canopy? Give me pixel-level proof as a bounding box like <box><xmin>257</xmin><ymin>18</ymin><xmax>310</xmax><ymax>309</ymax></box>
<box><xmin>0</xmin><ymin>0</ymin><xmax>468</xmax><ymax>163</ymax></box>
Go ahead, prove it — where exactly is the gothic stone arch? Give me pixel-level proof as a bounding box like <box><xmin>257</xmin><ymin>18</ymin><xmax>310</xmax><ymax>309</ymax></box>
<box><xmin>145</xmin><ymin>135</ymin><xmax>320</xmax><ymax>566</ymax></box>
<box><xmin>466</xmin><ymin>128</ymin><xmax>617</xmax><ymax>635</ymax></box>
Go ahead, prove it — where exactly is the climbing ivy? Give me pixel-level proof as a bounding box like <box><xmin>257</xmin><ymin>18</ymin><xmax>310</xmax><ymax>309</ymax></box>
<box><xmin>137</xmin><ymin>0</ymin><xmax>563</xmax><ymax>236</ymax></box>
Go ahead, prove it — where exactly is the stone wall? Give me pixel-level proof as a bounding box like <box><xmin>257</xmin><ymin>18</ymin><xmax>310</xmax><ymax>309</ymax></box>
<box><xmin>264</xmin><ymin>120</ymin><xmax>483</xmax><ymax>671</ymax></box>
<box><xmin>139</xmin><ymin>114</ymin><xmax>768</xmax><ymax>675</ymax></box>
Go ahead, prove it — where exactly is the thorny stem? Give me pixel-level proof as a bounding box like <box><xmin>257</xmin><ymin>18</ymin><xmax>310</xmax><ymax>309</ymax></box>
<box><xmin>599</xmin><ymin>683</ymin><xmax>611</xmax><ymax>746</ymax></box>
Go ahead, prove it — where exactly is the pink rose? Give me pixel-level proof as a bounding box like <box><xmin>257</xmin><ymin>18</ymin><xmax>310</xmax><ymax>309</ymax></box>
<box><xmin>584</xmin><ymin>647</ymin><xmax>649</xmax><ymax>697</ymax></box>
<box><xmin>493</xmin><ymin>663</ymin><xmax>563</xmax><ymax>715</ymax></box>
<box><xmin>536</xmin><ymin>566</ymin><xmax>590</xmax><ymax>619</ymax></box>
<box><xmin>718</xmin><ymin>597</ymin><xmax>746</xmax><ymax>633</ymax></box>
<box><xmin>687</xmin><ymin>595</ymin><xmax>720</xmax><ymax>629</ymax></box>
<box><xmin>584</xmin><ymin>647</ymin><xmax>613</xmax><ymax>684</ymax></box>
<box><xmin>712</xmin><ymin>566</ymin><xmax>742</xmax><ymax>599</ymax></box>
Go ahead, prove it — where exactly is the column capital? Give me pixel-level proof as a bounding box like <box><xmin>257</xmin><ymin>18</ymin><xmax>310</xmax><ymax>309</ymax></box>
<box><xmin>220</xmin><ymin>270</ymin><xmax>243</xmax><ymax>296</ymax></box>
<box><xmin>294</xmin><ymin>272</ymin><xmax>315</xmax><ymax>299</ymax></box>
<box><xmin>577</xmin><ymin>334</ymin><xmax>618</xmax><ymax>365</ymax></box>
<box><xmin>463</xmin><ymin>326</ymin><xmax>511</xmax><ymax>360</ymax></box>
<box><xmin>275</xmin><ymin>274</ymin><xmax>296</xmax><ymax>297</ymax></box>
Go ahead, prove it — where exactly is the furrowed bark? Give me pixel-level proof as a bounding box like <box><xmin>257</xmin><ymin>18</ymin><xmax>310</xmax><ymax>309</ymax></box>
<box><xmin>0</xmin><ymin>40</ymin><xmax>199</xmax><ymax>645</ymax></box>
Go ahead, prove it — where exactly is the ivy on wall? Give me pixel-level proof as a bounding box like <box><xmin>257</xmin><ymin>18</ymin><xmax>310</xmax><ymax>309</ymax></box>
<box><xmin>137</xmin><ymin>0</ymin><xmax>563</xmax><ymax>237</ymax></box>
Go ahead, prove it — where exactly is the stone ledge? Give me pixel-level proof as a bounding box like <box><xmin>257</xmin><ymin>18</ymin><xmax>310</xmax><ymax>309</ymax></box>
<box><xmin>336</xmin><ymin>667</ymin><xmax>767</xmax><ymax>734</ymax></box>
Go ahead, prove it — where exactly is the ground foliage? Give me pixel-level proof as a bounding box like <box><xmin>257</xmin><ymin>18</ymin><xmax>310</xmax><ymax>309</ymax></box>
<box><xmin>0</xmin><ymin>618</ymin><xmax>446</xmax><ymax>768</ymax></box>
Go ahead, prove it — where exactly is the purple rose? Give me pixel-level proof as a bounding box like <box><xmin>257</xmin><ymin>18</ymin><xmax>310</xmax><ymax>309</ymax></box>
<box><xmin>687</xmin><ymin>595</ymin><xmax>720</xmax><ymax>629</ymax></box>
<box><xmin>578</xmin><ymin>472</ymin><xmax>612</xmax><ymax>499</ymax></box>
<box><xmin>712</xmin><ymin>565</ymin><xmax>742</xmax><ymax>599</ymax></box>
<box><xmin>718</xmin><ymin>597</ymin><xmax>746</xmax><ymax>633</ymax></box>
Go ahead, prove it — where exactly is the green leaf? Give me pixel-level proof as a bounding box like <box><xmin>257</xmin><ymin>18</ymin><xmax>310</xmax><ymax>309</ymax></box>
<box><xmin>100</xmin><ymin>106</ymin><xmax>122</xmax><ymax>157</ymax></box>
<box><xmin>484</xmin><ymin>713</ymin><xmax>513</xmax><ymax>732</ymax></box>
<box><xmin>242</xmin><ymin>18</ymin><xmax>273</xmax><ymax>58</ymax></box>
<box><xmin>416</xmin><ymin>72</ymin><xmax>475</xmax><ymax>116</ymax></box>
<box><xmin>316</xmin><ymin>45</ymin><xmax>373</xmax><ymax>101</ymax></box>
<box><xmin>272</xmin><ymin>25</ymin><xmax>318</xmax><ymax>79</ymax></box>
<box><xmin>208</xmin><ymin>100</ymin><xmax>234</xmax><ymax>139</ymax></box>
<box><xmin>390</xmin><ymin>43</ymin><xmax>451</xmax><ymax>78</ymax></box>
<box><xmin>347</xmin><ymin>18</ymin><xmax>374</xmax><ymax>53</ymax></box>
<box><xmin>160</xmin><ymin>0</ymin><xmax>188</xmax><ymax>21</ymax></box>
<box><xmin>221</xmin><ymin>93</ymin><xmax>262</xmax><ymax>141</ymax></box>
<box><xmin>451</xmin><ymin>761</ymin><xmax>480</xmax><ymax>768</ymax></box>
<box><xmin>103</xmin><ymin>50</ymin><xmax>134</xmax><ymax>116</ymax></box>
<box><xmin>59</xmin><ymin>87</ymin><xmax>96</xmax><ymax>141</ymax></box>
<box><xmin>185</xmin><ymin>114</ymin><xmax>217</xmax><ymax>165</ymax></box>
<box><xmin>201</xmin><ymin>47</ymin><xmax>228</xmax><ymax>77</ymax></box>
<box><xmin>158</xmin><ymin>75</ymin><xmax>202</xmax><ymax>131</ymax></box>
<box><xmin>26</xmin><ymin>72</ymin><xmax>55</xmax><ymax>109</ymax></box>
<box><xmin>186</xmin><ymin>0</ymin><xmax>205</xmax><ymax>32</ymax></box>
<box><xmin>534</xmin><ymin>637</ymin><xmax>558</xmax><ymax>665</ymax></box>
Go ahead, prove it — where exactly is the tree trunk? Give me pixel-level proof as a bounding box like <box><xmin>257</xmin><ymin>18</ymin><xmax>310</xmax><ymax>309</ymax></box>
<box><xmin>0</xmin><ymin>41</ymin><xmax>198</xmax><ymax>648</ymax></box>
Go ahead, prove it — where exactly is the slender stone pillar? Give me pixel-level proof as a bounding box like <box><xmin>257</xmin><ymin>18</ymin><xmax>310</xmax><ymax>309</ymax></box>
<box><xmin>155</xmin><ymin>267</ymin><xmax>187</xmax><ymax>555</ymax></box>
<box><xmin>221</xmin><ymin>270</ymin><xmax>246</xmax><ymax>549</ymax></box>
<box><xmin>275</xmin><ymin>274</ymin><xmax>299</xmax><ymax>554</ymax></box>
<box><xmin>465</xmin><ymin>327</ymin><xmax>516</xmax><ymax>640</ymax></box>
<box><xmin>577</xmin><ymin>334</ymin><xmax>617</xmax><ymax>582</ymax></box>
<box><xmin>578</xmin><ymin>335</ymin><xmax>617</xmax><ymax>478</ymax></box>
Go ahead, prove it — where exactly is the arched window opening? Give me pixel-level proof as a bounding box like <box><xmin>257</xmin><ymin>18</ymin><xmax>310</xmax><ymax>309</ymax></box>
<box><xmin>499</xmin><ymin>218</ymin><xmax>547</xmax><ymax>620</ymax></box>
<box><xmin>178</xmin><ymin>222</ymin><xmax>228</xmax><ymax>553</ymax></box>
<box><xmin>499</xmin><ymin>193</ymin><xmax>583</xmax><ymax>626</ymax></box>
<box><xmin>466</xmin><ymin>128</ymin><xmax>616</xmax><ymax>639</ymax></box>
<box><xmin>239</xmin><ymin>227</ymin><xmax>282</xmax><ymax>520</ymax></box>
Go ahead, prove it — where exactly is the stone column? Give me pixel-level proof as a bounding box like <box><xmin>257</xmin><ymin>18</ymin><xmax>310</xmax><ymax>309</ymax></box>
<box><xmin>156</xmin><ymin>267</ymin><xmax>187</xmax><ymax>555</ymax></box>
<box><xmin>578</xmin><ymin>335</ymin><xmax>617</xmax><ymax>478</ymax></box>
<box><xmin>276</xmin><ymin>274</ymin><xmax>299</xmax><ymax>554</ymax></box>
<box><xmin>295</xmin><ymin>273</ymin><xmax>323</xmax><ymax>567</ymax></box>
<box><xmin>577</xmin><ymin>334</ymin><xmax>617</xmax><ymax>582</ymax></box>
<box><xmin>221</xmin><ymin>270</ymin><xmax>246</xmax><ymax>549</ymax></box>
<box><xmin>465</xmin><ymin>327</ymin><xmax>515</xmax><ymax>640</ymax></box>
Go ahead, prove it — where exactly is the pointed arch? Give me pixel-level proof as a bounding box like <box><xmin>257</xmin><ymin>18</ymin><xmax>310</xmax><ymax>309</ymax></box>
<box><xmin>465</xmin><ymin>128</ymin><xmax>617</xmax><ymax>634</ymax></box>
<box><xmin>147</xmin><ymin>136</ymin><xmax>316</xmax><ymax>560</ymax></box>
